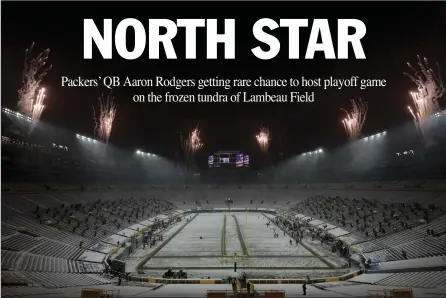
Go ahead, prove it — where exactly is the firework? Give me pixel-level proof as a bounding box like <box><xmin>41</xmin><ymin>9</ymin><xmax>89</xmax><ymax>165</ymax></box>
<box><xmin>256</xmin><ymin>126</ymin><xmax>271</xmax><ymax>152</ymax></box>
<box><xmin>31</xmin><ymin>88</ymin><xmax>46</xmax><ymax>121</ymax></box>
<box><xmin>405</xmin><ymin>56</ymin><xmax>444</xmax><ymax>123</ymax></box>
<box><xmin>185</xmin><ymin>124</ymin><xmax>203</xmax><ymax>157</ymax></box>
<box><xmin>93</xmin><ymin>93</ymin><xmax>117</xmax><ymax>143</ymax></box>
<box><xmin>341</xmin><ymin>98</ymin><xmax>368</xmax><ymax>140</ymax></box>
<box><xmin>18</xmin><ymin>42</ymin><xmax>52</xmax><ymax>118</ymax></box>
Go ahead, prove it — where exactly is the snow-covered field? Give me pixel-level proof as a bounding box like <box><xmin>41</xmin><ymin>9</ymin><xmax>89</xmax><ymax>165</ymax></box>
<box><xmin>144</xmin><ymin>212</ymin><xmax>332</xmax><ymax>274</ymax></box>
<box><xmin>155</xmin><ymin>213</ymin><xmax>222</xmax><ymax>257</ymax></box>
<box><xmin>145</xmin><ymin>256</ymin><xmax>327</xmax><ymax>268</ymax></box>
<box><xmin>235</xmin><ymin>213</ymin><xmax>314</xmax><ymax>256</ymax></box>
<box><xmin>141</xmin><ymin>268</ymin><xmax>350</xmax><ymax>279</ymax></box>
<box><xmin>225</xmin><ymin>214</ymin><xmax>243</xmax><ymax>255</ymax></box>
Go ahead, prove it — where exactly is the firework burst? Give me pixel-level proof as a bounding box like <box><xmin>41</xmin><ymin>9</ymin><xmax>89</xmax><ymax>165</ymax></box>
<box><xmin>256</xmin><ymin>126</ymin><xmax>271</xmax><ymax>152</ymax></box>
<box><xmin>184</xmin><ymin>124</ymin><xmax>203</xmax><ymax>157</ymax></box>
<box><xmin>405</xmin><ymin>56</ymin><xmax>444</xmax><ymax>124</ymax></box>
<box><xmin>31</xmin><ymin>88</ymin><xmax>46</xmax><ymax>122</ymax></box>
<box><xmin>93</xmin><ymin>93</ymin><xmax>117</xmax><ymax>143</ymax></box>
<box><xmin>18</xmin><ymin>42</ymin><xmax>51</xmax><ymax>118</ymax></box>
<box><xmin>341</xmin><ymin>98</ymin><xmax>368</xmax><ymax>140</ymax></box>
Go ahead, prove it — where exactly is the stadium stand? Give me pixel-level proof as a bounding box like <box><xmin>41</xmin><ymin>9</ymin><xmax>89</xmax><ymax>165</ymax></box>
<box><xmin>1</xmin><ymin>188</ymin><xmax>178</xmax><ymax>289</ymax></box>
<box><xmin>18</xmin><ymin>272</ymin><xmax>112</xmax><ymax>288</ymax></box>
<box><xmin>362</xmin><ymin>235</ymin><xmax>446</xmax><ymax>262</ymax></box>
<box><xmin>2</xmin><ymin>233</ymin><xmax>45</xmax><ymax>251</ymax></box>
<box><xmin>2</xmin><ymin>250</ymin><xmax>104</xmax><ymax>273</ymax></box>
<box><xmin>1</xmin><ymin>271</ymin><xmax>31</xmax><ymax>286</ymax></box>
<box><xmin>376</xmin><ymin>271</ymin><xmax>446</xmax><ymax>288</ymax></box>
<box><xmin>287</xmin><ymin>194</ymin><xmax>446</xmax><ymax>265</ymax></box>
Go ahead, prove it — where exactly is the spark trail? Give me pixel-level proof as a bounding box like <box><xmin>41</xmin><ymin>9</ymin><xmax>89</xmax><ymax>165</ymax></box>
<box><xmin>17</xmin><ymin>43</ymin><xmax>51</xmax><ymax>118</ymax></box>
<box><xmin>341</xmin><ymin>98</ymin><xmax>368</xmax><ymax>140</ymax></box>
<box><xmin>31</xmin><ymin>88</ymin><xmax>46</xmax><ymax>122</ymax></box>
<box><xmin>405</xmin><ymin>56</ymin><xmax>444</xmax><ymax>124</ymax></box>
<box><xmin>184</xmin><ymin>124</ymin><xmax>203</xmax><ymax>158</ymax></box>
<box><xmin>256</xmin><ymin>126</ymin><xmax>271</xmax><ymax>152</ymax></box>
<box><xmin>93</xmin><ymin>93</ymin><xmax>117</xmax><ymax>143</ymax></box>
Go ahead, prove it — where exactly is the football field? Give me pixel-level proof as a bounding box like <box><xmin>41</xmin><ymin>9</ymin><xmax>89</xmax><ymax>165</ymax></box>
<box><xmin>143</xmin><ymin>212</ymin><xmax>335</xmax><ymax>277</ymax></box>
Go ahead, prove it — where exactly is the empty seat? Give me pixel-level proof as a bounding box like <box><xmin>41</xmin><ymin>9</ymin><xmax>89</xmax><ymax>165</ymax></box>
<box><xmin>22</xmin><ymin>272</ymin><xmax>112</xmax><ymax>288</ymax></box>
<box><xmin>378</xmin><ymin>271</ymin><xmax>446</xmax><ymax>288</ymax></box>
<box><xmin>2</xmin><ymin>233</ymin><xmax>44</xmax><ymax>251</ymax></box>
<box><xmin>29</xmin><ymin>239</ymin><xmax>84</xmax><ymax>260</ymax></box>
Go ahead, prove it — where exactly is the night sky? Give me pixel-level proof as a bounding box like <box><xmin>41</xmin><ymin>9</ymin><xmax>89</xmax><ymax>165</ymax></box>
<box><xmin>2</xmin><ymin>1</ymin><xmax>446</xmax><ymax>168</ymax></box>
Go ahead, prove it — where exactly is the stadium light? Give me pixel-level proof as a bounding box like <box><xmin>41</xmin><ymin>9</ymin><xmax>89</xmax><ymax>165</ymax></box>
<box><xmin>76</xmin><ymin>134</ymin><xmax>98</xmax><ymax>143</ymax></box>
<box><xmin>302</xmin><ymin>148</ymin><xmax>324</xmax><ymax>156</ymax></box>
<box><xmin>363</xmin><ymin>131</ymin><xmax>386</xmax><ymax>142</ymax></box>
<box><xmin>432</xmin><ymin>110</ymin><xmax>446</xmax><ymax>118</ymax></box>
<box><xmin>396</xmin><ymin>150</ymin><xmax>414</xmax><ymax>156</ymax></box>
<box><xmin>52</xmin><ymin>143</ymin><xmax>68</xmax><ymax>151</ymax></box>
<box><xmin>2</xmin><ymin>107</ymin><xmax>34</xmax><ymax>122</ymax></box>
<box><xmin>135</xmin><ymin>150</ymin><xmax>156</xmax><ymax>157</ymax></box>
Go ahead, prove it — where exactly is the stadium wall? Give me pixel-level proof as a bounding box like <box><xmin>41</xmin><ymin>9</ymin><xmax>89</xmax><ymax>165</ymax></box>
<box><xmin>127</xmin><ymin>271</ymin><xmax>363</xmax><ymax>284</ymax></box>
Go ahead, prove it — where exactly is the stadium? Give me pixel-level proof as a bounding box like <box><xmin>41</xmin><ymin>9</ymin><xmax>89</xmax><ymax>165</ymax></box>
<box><xmin>2</xmin><ymin>1</ymin><xmax>446</xmax><ymax>297</ymax></box>
<box><xmin>2</xmin><ymin>101</ymin><xmax>446</xmax><ymax>297</ymax></box>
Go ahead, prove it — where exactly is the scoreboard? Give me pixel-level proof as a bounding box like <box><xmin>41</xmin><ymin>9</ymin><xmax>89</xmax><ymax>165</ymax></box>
<box><xmin>208</xmin><ymin>150</ymin><xmax>249</xmax><ymax>168</ymax></box>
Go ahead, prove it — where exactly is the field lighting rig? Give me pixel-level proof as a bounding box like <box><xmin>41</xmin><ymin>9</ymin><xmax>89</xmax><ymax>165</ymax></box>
<box><xmin>76</xmin><ymin>134</ymin><xmax>99</xmax><ymax>143</ymax></box>
<box><xmin>432</xmin><ymin>110</ymin><xmax>446</xmax><ymax>119</ymax></box>
<box><xmin>363</xmin><ymin>131</ymin><xmax>386</xmax><ymax>142</ymax></box>
<box><xmin>135</xmin><ymin>150</ymin><xmax>156</xmax><ymax>157</ymax></box>
<box><xmin>2</xmin><ymin>107</ymin><xmax>34</xmax><ymax>122</ymax></box>
<box><xmin>302</xmin><ymin>148</ymin><xmax>323</xmax><ymax>156</ymax></box>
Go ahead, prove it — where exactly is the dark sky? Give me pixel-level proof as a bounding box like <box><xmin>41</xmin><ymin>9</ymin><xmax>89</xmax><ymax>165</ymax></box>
<box><xmin>2</xmin><ymin>1</ymin><xmax>446</xmax><ymax>167</ymax></box>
